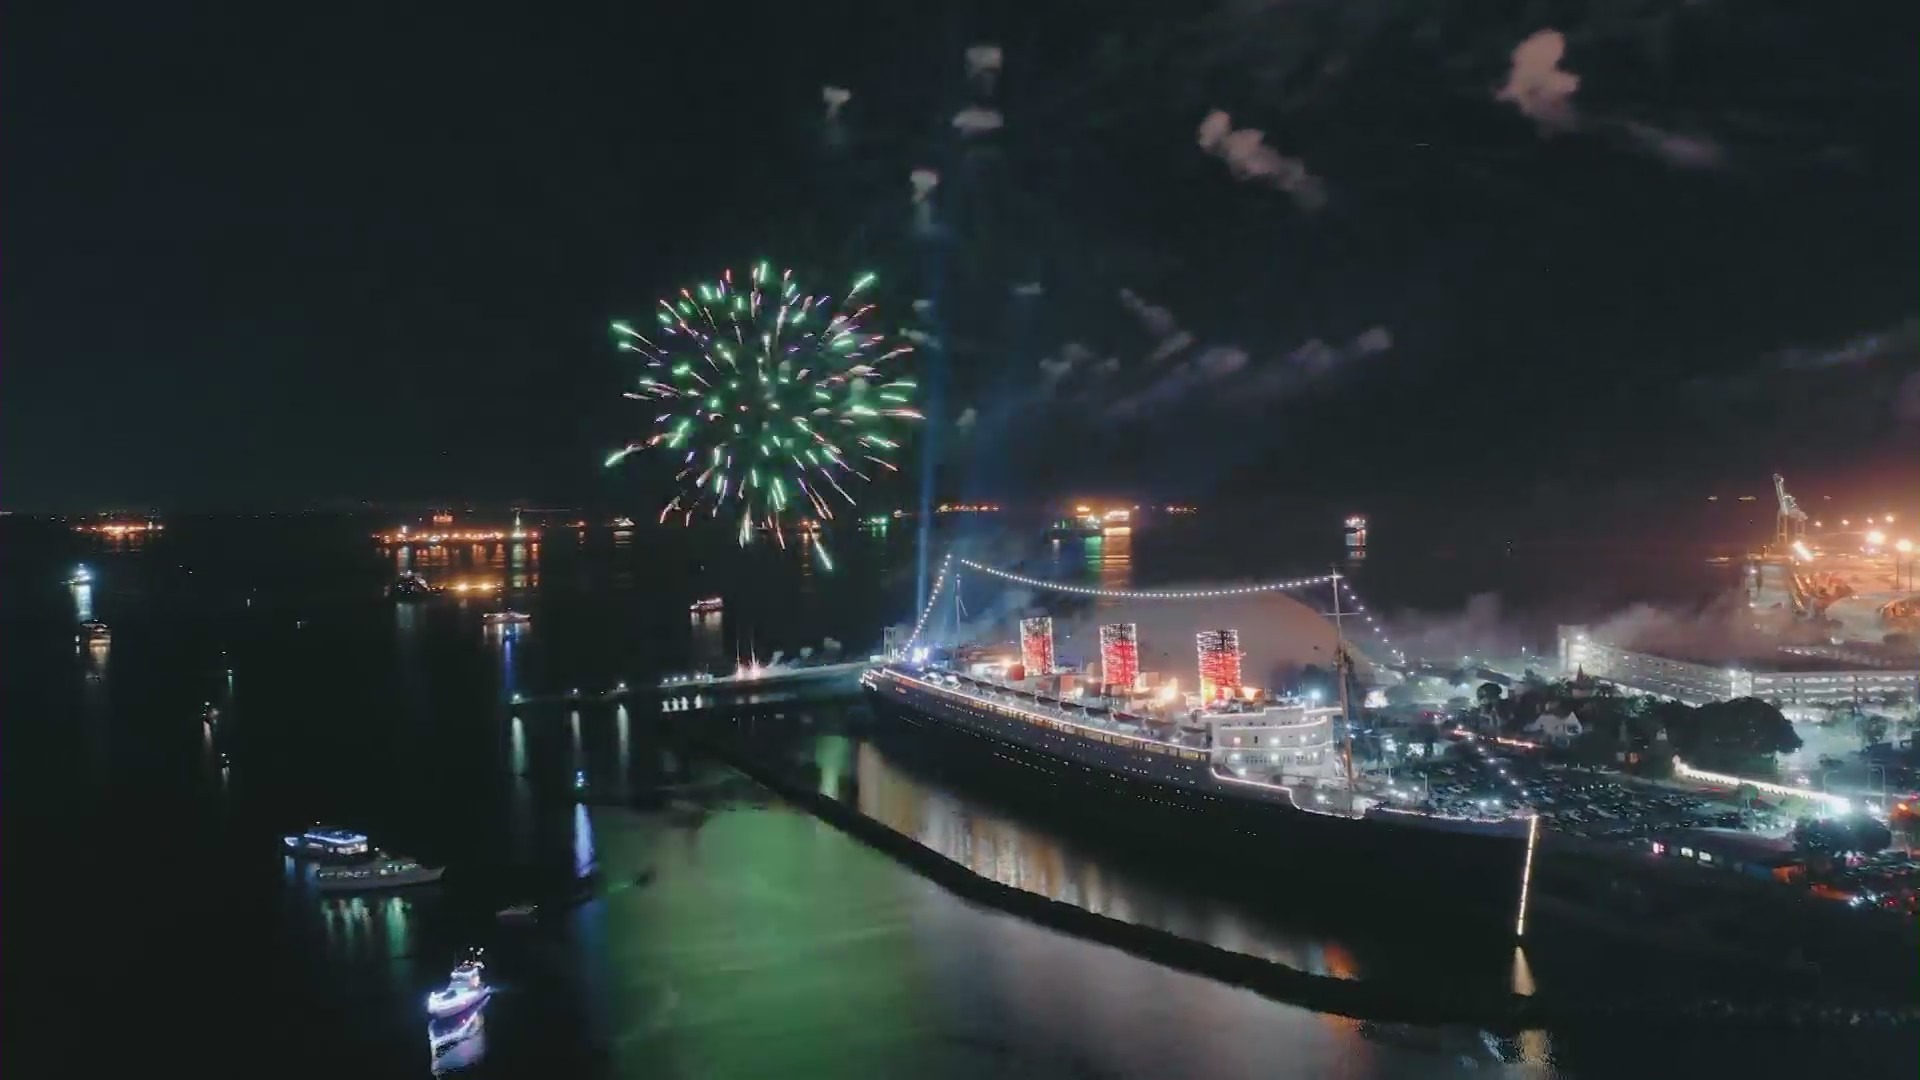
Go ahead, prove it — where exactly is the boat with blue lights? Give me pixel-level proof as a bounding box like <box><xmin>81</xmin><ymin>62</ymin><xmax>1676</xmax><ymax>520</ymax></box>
<box><xmin>281</xmin><ymin>825</ymin><xmax>370</xmax><ymax>860</ymax></box>
<box><xmin>863</xmin><ymin>663</ymin><xmax>1538</xmax><ymax>936</ymax></box>
<box><xmin>426</xmin><ymin>950</ymin><xmax>490</xmax><ymax>1019</ymax></box>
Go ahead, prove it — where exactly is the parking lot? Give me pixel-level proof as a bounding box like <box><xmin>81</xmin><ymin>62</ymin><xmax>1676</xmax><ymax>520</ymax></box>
<box><xmin>1824</xmin><ymin>852</ymin><xmax>1920</xmax><ymax>914</ymax></box>
<box><xmin>1392</xmin><ymin>740</ymin><xmax>1776</xmax><ymax>842</ymax></box>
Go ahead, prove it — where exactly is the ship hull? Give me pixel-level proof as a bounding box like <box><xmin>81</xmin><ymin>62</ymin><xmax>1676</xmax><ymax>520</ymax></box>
<box><xmin>865</xmin><ymin>672</ymin><xmax>1532</xmax><ymax>938</ymax></box>
<box><xmin>315</xmin><ymin>866</ymin><xmax>445</xmax><ymax>892</ymax></box>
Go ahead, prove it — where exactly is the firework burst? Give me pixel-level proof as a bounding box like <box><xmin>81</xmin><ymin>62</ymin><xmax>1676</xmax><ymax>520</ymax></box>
<box><xmin>605</xmin><ymin>263</ymin><xmax>920</xmax><ymax>567</ymax></box>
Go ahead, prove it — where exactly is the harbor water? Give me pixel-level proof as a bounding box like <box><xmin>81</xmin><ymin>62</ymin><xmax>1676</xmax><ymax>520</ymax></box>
<box><xmin>2</xmin><ymin>513</ymin><xmax>1908</xmax><ymax>1078</ymax></box>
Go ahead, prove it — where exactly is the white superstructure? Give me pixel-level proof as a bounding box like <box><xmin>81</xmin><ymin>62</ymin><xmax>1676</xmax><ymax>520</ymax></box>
<box><xmin>1202</xmin><ymin>704</ymin><xmax>1342</xmax><ymax>780</ymax></box>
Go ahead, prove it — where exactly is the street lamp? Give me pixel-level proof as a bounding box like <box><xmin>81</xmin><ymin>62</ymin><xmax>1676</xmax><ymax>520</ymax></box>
<box><xmin>1898</xmin><ymin>538</ymin><xmax>1915</xmax><ymax>591</ymax></box>
<box><xmin>1866</xmin><ymin>529</ymin><xmax>1887</xmax><ymax>549</ymax></box>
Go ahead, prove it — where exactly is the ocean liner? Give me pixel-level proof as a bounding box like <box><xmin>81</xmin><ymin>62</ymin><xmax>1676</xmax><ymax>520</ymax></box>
<box><xmin>862</xmin><ymin>663</ymin><xmax>1538</xmax><ymax>936</ymax></box>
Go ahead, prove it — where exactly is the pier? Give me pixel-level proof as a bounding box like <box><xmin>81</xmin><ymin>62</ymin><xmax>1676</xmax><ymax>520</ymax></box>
<box><xmin>506</xmin><ymin>659</ymin><xmax>872</xmax><ymax>710</ymax></box>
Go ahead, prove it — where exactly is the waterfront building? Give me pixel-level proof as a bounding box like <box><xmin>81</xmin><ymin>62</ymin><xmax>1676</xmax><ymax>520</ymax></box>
<box><xmin>1559</xmin><ymin>626</ymin><xmax>1919</xmax><ymax>707</ymax></box>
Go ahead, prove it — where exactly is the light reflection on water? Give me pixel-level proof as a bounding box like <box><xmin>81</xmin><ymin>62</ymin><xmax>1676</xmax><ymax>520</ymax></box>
<box><xmin>428</xmin><ymin>1009</ymin><xmax>487</xmax><ymax>1075</ymax></box>
<box><xmin>21</xmin><ymin>519</ymin><xmax>1904</xmax><ymax>1078</ymax></box>
<box><xmin>846</xmin><ymin>736</ymin><xmax>1372</xmax><ymax>982</ymax></box>
<box><xmin>390</xmin><ymin>539</ymin><xmax>541</xmax><ymax>592</ymax></box>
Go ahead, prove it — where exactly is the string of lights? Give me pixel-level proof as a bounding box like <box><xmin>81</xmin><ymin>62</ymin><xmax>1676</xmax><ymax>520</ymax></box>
<box><xmin>956</xmin><ymin>560</ymin><xmax>1335</xmax><ymax>599</ymax></box>
<box><xmin>949</xmin><ymin>557</ymin><xmax>1407</xmax><ymax>666</ymax></box>
<box><xmin>1334</xmin><ymin>577</ymin><xmax>1405</xmax><ymax>665</ymax></box>
<box><xmin>904</xmin><ymin>553</ymin><xmax>954</xmax><ymax>650</ymax></box>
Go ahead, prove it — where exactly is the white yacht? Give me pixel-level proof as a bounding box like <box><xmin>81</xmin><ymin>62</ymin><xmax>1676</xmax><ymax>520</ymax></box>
<box><xmin>426</xmin><ymin>950</ymin><xmax>490</xmax><ymax>1018</ymax></box>
<box><xmin>482</xmin><ymin>610</ymin><xmax>531</xmax><ymax>626</ymax></box>
<box><xmin>315</xmin><ymin>851</ymin><xmax>445</xmax><ymax>892</ymax></box>
<box><xmin>495</xmin><ymin>902</ymin><xmax>539</xmax><ymax>923</ymax></box>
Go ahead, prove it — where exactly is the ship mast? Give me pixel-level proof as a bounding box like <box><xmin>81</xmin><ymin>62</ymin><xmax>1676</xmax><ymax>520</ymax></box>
<box><xmin>1330</xmin><ymin>568</ymin><xmax>1357</xmax><ymax>796</ymax></box>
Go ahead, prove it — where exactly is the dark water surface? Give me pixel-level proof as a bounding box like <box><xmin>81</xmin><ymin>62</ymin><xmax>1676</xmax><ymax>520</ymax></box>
<box><xmin>3</xmin><ymin>514</ymin><xmax>1906</xmax><ymax>1078</ymax></box>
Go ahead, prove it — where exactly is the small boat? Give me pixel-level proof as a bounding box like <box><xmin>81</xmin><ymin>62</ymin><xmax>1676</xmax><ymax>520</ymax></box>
<box><xmin>482</xmin><ymin>610</ymin><xmax>531</xmax><ymax>626</ymax></box>
<box><xmin>611</xmin><ymin>516</ymin><xmax>635</xmax><ymax>529</ymax></box>
<box><xmin>315</xmin><ymin>851</ymin><xmax>445</xmax><ymax>892</ymax></box>
<box><xmin>1045</xmin><ymin>517</ymin><xmax>1102</xmax><ymax>539</ymax></box>
<box><xmin>426</xmin><ymin>950</ymin><xmax>490</xmax><ymax>1018</ymax></box>
<box><xmin>689</xmin><ymin>597</ymin><xmax>723</xmax><ymax>613</ymax></box>
<box><xmin>496</xmin><ymin>903</ymin><xmax>539</xmax><ymax>922</ymax></box>
<box><xmin>77</xmin><ymin>621</ymin><xmax>111</xmax><ymax>644</ymax></box>
<box><xmin>67</xmin><ymin>566</ymin><xmax>92</xmax><ymax>586</ymax></box>
<box><xmin>390</xmin><ymin>572</ymin><xmax>435</xmax><ymax>599</ymax></box>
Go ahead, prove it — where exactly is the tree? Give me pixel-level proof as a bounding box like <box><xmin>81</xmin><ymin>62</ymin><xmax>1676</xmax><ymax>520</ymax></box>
<box><xmin>1857</xmin><ymin>712</ymin><xmax>1891</xmax><ymax>748</ymax></box>
<box><xmin>1636</xmin><ymin>749</ymin><xmax>1676</xmax><ymax>779</ymax></box>
<box><xmin>1793</xmin><ymin>815</ymin><xmax>1892</xmax><ymax>858</ymax></box>
<box><xmin>1678</xmin><ymin>697</ymin><xmax>1801</xmax><ymax>772</ymax></box>
<box><xmin>1628</xmin><ymin>701</ymin><xmax>1673</xmax><ymax>748</ymax></box>
<box><xmin>1474</xmin><ymin>683</ymin><xmax>1505</xmax><ymax>732</ymax></box>
<box><xmin>1575</xmin><ymin>692</ymin><xmax>1639</xmax><ymax>747</ymax></box>
<box><xmin>1566</xmin><ymin>726</ymin><xmax>1619</xmax><ymax>766</ymax></box>
<box><xmin>1384</xmin><ymin>681</ymin><xmax>1421</xmax><ymax>707</ymax></box>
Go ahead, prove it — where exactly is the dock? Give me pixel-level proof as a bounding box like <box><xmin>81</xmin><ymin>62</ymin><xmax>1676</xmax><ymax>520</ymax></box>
<box><xmin>507</xmin><ymin>659</ymin><xmax>872</xmax><ymax>710</ymax></box>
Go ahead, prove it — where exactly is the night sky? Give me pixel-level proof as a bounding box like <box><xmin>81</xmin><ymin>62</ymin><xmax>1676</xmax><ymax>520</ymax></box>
<box><xmin>4</xmin><ymin>2</ymin><xmax>1915</xmax><ymax>513</ymax></box>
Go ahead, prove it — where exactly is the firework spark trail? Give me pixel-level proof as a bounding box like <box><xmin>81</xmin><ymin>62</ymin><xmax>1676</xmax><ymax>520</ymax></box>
<box><xmin>607</xmin><ymin>264</ymin><xmax>920</xmax><ymax>568</ymax></box>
